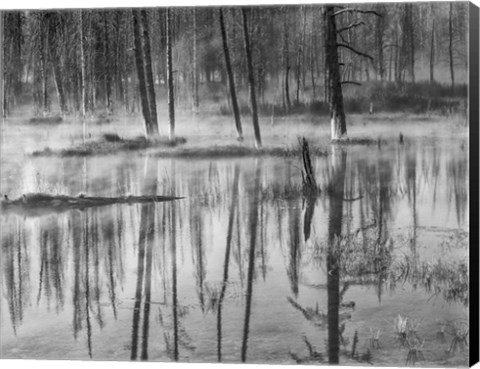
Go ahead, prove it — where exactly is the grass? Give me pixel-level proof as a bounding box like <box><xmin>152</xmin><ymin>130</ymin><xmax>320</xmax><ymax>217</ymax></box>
<box><xmin>150</xmin><ymin>143</ymin><xmax>329</xmax><ymax>159</ymax></box>
<box><xmin>32</xmin><ymin>133</ymin><xmax>187</xmax><ymax>157</ymax></box>
<box><xmin>29</xmin><ymin>115</ymin><xmax>63</xmax><ymax>124</ymax></box>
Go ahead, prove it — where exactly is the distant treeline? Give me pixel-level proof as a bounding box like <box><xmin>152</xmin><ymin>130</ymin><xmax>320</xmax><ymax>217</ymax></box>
<box><xmin>0</xmin><ymin>3</ymin><xmax>469</xmax><ymax>117</ymax></box>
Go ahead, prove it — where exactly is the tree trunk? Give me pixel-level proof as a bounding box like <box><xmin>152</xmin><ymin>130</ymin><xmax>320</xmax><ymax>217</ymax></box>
<box><xmin>408</xmin><ymin>4</ymin><xmax>415</xmax><ymax>84</ymax></box>
<box><xmin>192</xmin><ymin>8</ymin><xmax>199</xmax><ymax>111</ymax></box>
<box><xmin>132</xmin><ymin>10</ymin><xmax>153</xmax><ymax>136</ymax></box>
<box><xmin>166</xmin><ymin>8</ymin><xmax>175</xmax><ymax>140</ymax></box>
<box><xmin>79</xmin><ymin>11</ymin><xmax>87</xmax><ymax>118</ymax></box>
<box><xmin>219</xmin><ymin>8</ymin><xmax>243</xmax><ymax>141</ymax></box>
<box><xmin>103</xmin><ymin>11</ymin><xmax>112</xmax><ymax>112</ymax></box>
<box><xmin>1</xmin><ymin>11</ymin><xmax>5</xmax><ymax>118</ymax></box>
<box><xmin>324</xmin><ymin>6</ymin><xmax>347</xmax><ymax>140</ymax></box>
<box><xmin>141</xmin><ymin>10</ymin><xmax>159</xmax><ymax>135</ymax></box>
<box><xmin>242</xmin><ymin>8</ymin><xmax>262</xmax><ymax>149</ymax></box>
<box><xmin>283</xmin><ymin>9</ymin><xmax>291</xmax><ymax>112</ymax></box>
<box><xmin>375</xmin><ymin>5</ymin><xmax>385</xmax><ymax>81</ymax></box>
<box><xmin>449</xmin><ymin>3</ymin><xmax>455</xmax><ymax>91</ymax></box>
<box><xmin>429</xmin><ymin>16</ymin><xmax>435</xmax><ymax>83</ymax></box>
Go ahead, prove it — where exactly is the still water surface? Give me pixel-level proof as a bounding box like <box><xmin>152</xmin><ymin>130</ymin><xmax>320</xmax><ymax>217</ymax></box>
<box><xmin>0</xmin><ymin>122</ymin><xmax>469</xmax><ymax>366</ymax></box>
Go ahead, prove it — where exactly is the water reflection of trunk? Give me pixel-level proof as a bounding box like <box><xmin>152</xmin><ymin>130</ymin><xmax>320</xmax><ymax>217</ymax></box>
<box><xmin>405</xmin><ymin>152</ymin><xmax>418</xmax><ymax>258</ymax></box>
<box><xmin>72</xmin><ymin>212</ymin><xmax>83</xmax><ymax>339</ymax></box>
<box><xmin>287</xmin><ymin>198</ymin><xmax>301</xmax><ymax>298</ymax></box>
<box><xmin>130</xmin><ymin>159</ymin><xmax>157</xmax><ymax>360</ymax></box>
<box><xmin>91</xmin><ymin>210</ymin><xmax>104</xmax><ymax>328</ymax></box>
<box><xmin>171</xmin><ymin>161</ymin><xmax>179</xmax><ymax>361</ymax></box>
<box><xmin>374</xmin><ymin>158</ymin><xmax>392</xmax><ymax>301</ymax></box>
<box><xmin>327</xmin><ymin>148</ymin><xmax>346</xmax><ymax>364</ymax></box>
<box><xmin>103</xmin><ymin>210</ymin><xmax>118</xmax><ymax>319</ymax></box>
<box><xmin>241</xmin><ymin>162</ymin><xmax>261</xmax><ymax>363</ymax></box>
<box><xmin>2</xmin><ymin>217</ymin><xmax>29</xmax><ymax>334</ymax></box>
<box><xmin>84</xmin><ymin>211</ymin><xmax>93</xmax><ymax>359</ymax></box>
<box><xmin>36</xmin><ymin>217</ymin><xmax>64</xmax><ymax>312</ymax></box>
<box><xmin>141</xmin><ymin>202</ymin><xmax>155</xmax><ymax>360</ymax></box>
<box><xmin>217</xmin><ymin>165</ymin><xmax>240</xmax><ymax>362</ymax></box>
<box><xmin>303</xmin><ymin>196</ymin><xmax>316</xmax><ymax>242</ymax></box>
<box><xmin>189</xmin><ymin>190</ymin><xmax>205</xmax><ymax>312</ymax></box>
<box><xmin>447</xmin><ymin>154</ymin><xmax>468</xmax><ymax>227</ymax></box>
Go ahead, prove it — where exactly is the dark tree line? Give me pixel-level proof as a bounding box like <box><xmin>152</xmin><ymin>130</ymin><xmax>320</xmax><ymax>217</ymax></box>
<box><xmin>0</xmin><ymin>3</ymin><xmax>469</xmax><ymax>139</ymax></box>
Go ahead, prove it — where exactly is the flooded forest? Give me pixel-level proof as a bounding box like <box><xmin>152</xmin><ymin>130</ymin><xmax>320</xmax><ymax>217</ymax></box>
<box><xmin>0</xmin><ymin>2</ymin><xmax>472</xmax><ymax>367</ymax></box>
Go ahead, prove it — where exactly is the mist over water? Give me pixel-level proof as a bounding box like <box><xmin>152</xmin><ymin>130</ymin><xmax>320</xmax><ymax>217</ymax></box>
<box><xmin>0</xmin><ymin>121</ymin><xmax>469</xmax><ymax>366</ymax></box>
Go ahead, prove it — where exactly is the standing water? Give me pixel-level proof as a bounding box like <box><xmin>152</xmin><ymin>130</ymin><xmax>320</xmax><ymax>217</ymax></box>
<box><xmin>0</xmin><ymin>121</ymin><xmax>469</xmax><ymax>366</ymax></box>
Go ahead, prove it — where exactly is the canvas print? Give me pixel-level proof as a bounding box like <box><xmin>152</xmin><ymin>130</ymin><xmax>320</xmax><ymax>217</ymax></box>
<box><xmin>0</xmin><ymin>1</ymin><xmax>475</xmax><ymax>367</ymax></box>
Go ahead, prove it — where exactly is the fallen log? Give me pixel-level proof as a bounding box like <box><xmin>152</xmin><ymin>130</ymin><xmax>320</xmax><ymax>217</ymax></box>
<box><xmin>1</xmin><ymin>193</ymin><xmax>184</xmax><ymax>217</ymax></box>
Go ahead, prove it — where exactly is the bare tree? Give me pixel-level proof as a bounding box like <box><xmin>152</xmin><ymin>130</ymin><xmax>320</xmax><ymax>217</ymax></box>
<box><xmin>242</xmin><ymin>8</ymin><xmax>262</xmax><ymax>148</ymax></box>
<box><xmin>449</xmin><ymin>2</ymin><xmax>455</xmax><ymax>91</ymax></box>
<box><xmin>219</xmin><ymin>8</ymin><xmax>243</xmax><ymax>141</ymax></box>
<box><xmin>166</xmin><ymin>8</ymin><xmax>175</xmax><ymax>140</ymax></box>
<box><xmin>132</xmin><ymin>10</ymin><xmax>154</xmax><ymax>136</ymax></box>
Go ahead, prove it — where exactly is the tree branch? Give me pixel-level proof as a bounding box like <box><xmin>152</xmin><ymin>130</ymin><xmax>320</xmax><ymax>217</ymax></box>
<box><xmin>333</xmin><ymin>8</ymin><xmax>382</xmax><ymax>17</ymax></box>
<box><xmin>337</xmin><ymin>43</ymin><xmax>374</xmax><ymax>60</ymax></box>
<box><xmin>337</xmin><ymin>21</ymin><xmax>365</xmax><ymax>33</ymax></box>
<box><xmin>341</xmin><ymin>81</ymin><xmax>362</xmax><ymax>86</ymax></box>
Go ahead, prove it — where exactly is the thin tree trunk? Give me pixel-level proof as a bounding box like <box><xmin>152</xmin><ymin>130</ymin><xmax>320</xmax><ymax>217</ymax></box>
<box><xmin>79</xmin><ymin>11</ymin><xmax>87</xmax><ymax>118</ymax></box>
<box><xmin>192</xmin><ymin>8</ymin><xmax>199</xmax><ymax>111</ymax></box>
<box><xmin>324</xmin><ymin>6</ymin><xmax>347</xmax><ymax>140</ymax></box>
<box><xmin>166</xmin><ymin>8</ymin><xmax>175</xmax><ymax>140</ymax></box>
<box><xmin>242</xmin><ymin>8</ymin><xmax>262</xmax><ymax>148</ymax></box>
<box><xmin>132</xmin><ymin>10</ymin><xmax>153</xmax><ymax>136</ymax></box>
<box><xmin>429</xmin><ymin>17</ymin><xmax>435</xmax><ymax>83</ymax></box>
<box><xmin>219</xmin><ymin>8</ymin><xmax>243</xmax><ymax>141</ymax></box>
<box><xmin>141</xmin><ymin>10</ymin><xmax>159</xmax><ymax>135</ymax></box>
<box><xmin>283</xmin><ymin>9</ymin><xmax>291</xmax><ymax>112</ymax></box>
<box><xmin>376</xmin><ymin>6</ymin><xmax>385</xmax><ymax>81</ymax></box>
<box><xmin>409</xmin><ymin>5</ymin><xmax>415</xmax><ymax>84</ymax></box>
<box><xmin>0</xmin><ymin>11</ymin><xmax>3</xmax><ymax>118</ymax></box>
<box><xmin>449</xmin><ymin>3</ymin><xmax>455</xmax><ymax>91</ymax></box>
<box><xmin>103</xmin><ymin>11</ymin><xmax>112</xmax><ymax>112</ymax></box>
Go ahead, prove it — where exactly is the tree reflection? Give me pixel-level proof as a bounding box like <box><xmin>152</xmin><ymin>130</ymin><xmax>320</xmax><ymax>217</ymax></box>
<box><xmin>326</xmin><ymin>147</ymin><xmax>346</xmax><ymax>364</ymax></box>
<box><xmin>241</xmin><ymin>161</ymin><xmax>261</xmax><ymax>363</ymax></box>
<box><xmin>217</xmin><ymin>164</ymin><xmax>240</xmax><ymax>362</ymax></box>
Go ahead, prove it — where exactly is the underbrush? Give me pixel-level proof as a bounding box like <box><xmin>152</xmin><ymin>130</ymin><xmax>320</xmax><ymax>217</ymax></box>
<box><xmin>219</xmin><ymin>81</ymin><xmax>467</xmax><ymax>117</ymax></box>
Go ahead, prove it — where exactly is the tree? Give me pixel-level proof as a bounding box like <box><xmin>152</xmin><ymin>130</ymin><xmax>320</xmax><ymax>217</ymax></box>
<box><xmin>429</xmin><ymin>4</ymin><xmax>436</xmax><ymax>84</ymax></box>
<box><xmin>325</xmin><ymin>6</ymin><xmax>379</xmax><ymax>140</ymax></box>
<box><xmin>166</xmin><ymin>8</ymin><xmax>175</xmax><ymax>140</ymax></box>
<box><xmin>1</xmin><ymin>12</ymin><xmax>5</xmax><ymax>118</ymax></box>
<box><xmin>141</xmin><ymin>10</ymin><xmax>158</xmax><ymax>134</ymax></box>
<box><xmin>132</xmin><ymin>10</ymin><xmax>155</xmax><ymax>136</ymax></box>
<box><xmin>324</xmin><ymin>6</ymin><xmax>347</xmax><ymax>140</ymax></box>
<box><xmin>282</xmin><ymin>8</ymin><xmax>291</xmax><ymax>112</ymax></box>
<box><xmin>448</xmin><ymin>2</ymin><xmax>455</xmax><ymax>91</ymax></box>
<box><xmin>241</xmin><ymin>8</ymin><xmax>262</xmax><ymax>148</ymax></box>
<box><xmin>219</xmin><ymin>8</ymin><xmax>243</xmax><ymax>141</ymax></box>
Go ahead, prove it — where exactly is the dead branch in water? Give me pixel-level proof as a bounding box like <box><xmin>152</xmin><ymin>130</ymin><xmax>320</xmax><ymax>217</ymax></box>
<box><xmin>1</xmin><ymin>193</ymin><xmax>183</xmax><ymax>217</ymax></box>
<box><xmin>300</xmin><ymin>137</ymin><xmax>319</xmax><ymax>197</ymax></box>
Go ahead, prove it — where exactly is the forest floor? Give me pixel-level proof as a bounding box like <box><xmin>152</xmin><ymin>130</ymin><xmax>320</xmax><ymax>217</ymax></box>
<box><xmin>24</xmin><ymin>110</ymin><xmax>469</xmax><ymax>158</ymax></box>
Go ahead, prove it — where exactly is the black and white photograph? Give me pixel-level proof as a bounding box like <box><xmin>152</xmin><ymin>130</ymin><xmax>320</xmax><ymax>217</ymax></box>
<box><xmin>0</xmin><ymin>0</ymin><xmax>477</xmax><ymax>367</ymax></box>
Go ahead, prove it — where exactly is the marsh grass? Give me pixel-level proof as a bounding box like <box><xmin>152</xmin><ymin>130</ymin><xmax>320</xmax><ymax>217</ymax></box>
<box><xmin>151</xmin><ymin>144</ymin><xmax>329</xmax><ymax>159</ymax></box>
<box><xmin>31</xmin><ymin>134</ymin><xmax>187</xmax><ymax>157</ymax></box>
<box><xmin>29</xmin><ymin>116</ymin><xmax>63</xmax><ymax>124</ymax></box>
